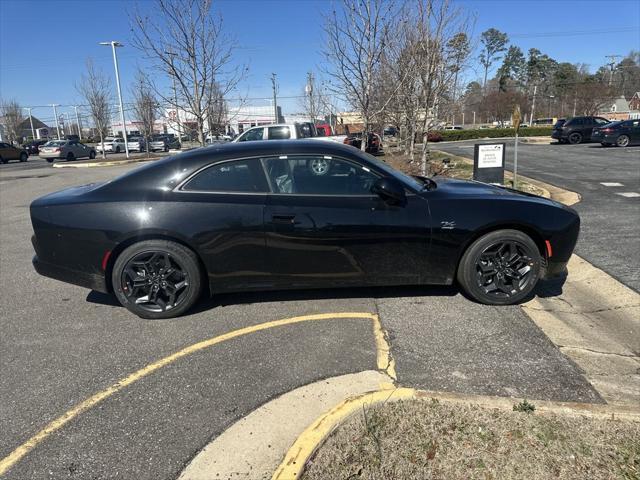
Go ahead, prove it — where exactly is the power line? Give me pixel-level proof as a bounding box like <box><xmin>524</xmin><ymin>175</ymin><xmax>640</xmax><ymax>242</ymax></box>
<box><xmin>509</xmin><ymin>26</ymin><xmax>639</xmax><ymax>38</ymax></box>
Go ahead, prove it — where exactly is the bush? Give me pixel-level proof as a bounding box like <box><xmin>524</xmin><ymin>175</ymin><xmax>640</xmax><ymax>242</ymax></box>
<box><xmin>427</xmin><ymin>131</ymin><xmax>443</xmax><ymax>142</ymax></box>
<box><xmin>431</xmin><ymin>127</ymin><xmax>552</xmax><ymax>142</ymax></box>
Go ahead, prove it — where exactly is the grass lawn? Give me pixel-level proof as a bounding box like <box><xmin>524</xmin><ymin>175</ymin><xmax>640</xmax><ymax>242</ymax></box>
<box><xmin>302</xmin><ymin>399</ymin><xmax>640</xmax><ymax>479</ymax></box>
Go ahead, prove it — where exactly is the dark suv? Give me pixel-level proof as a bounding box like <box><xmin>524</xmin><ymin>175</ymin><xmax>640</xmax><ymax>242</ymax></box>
<box><xmin>552</xmin><ymin>116</ymin><xmax>610</xmax><ymax>144</ymax></box>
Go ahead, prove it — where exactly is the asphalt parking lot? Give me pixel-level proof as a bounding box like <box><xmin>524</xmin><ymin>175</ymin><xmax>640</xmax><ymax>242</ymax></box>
<box><xmin>435</xmin><ymin>139</ymin><xmax>640</xmax><ymax>292</ymax></box>
<box><xmin>0</xmin><ymin>158</ymin><xmax>603</xmax><ymax>479</ymax></box>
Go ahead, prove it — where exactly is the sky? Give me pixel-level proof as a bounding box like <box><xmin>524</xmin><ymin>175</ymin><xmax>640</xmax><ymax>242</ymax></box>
<box><xmin>1</xmin><ymin>0</ymin><xmax>639</xmax><ymax>125</ymax></box>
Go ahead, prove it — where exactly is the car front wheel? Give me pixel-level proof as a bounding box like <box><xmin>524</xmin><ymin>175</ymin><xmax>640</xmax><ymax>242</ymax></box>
<box><xmin>112</xmin><ymin>240</ymin><xmax>203</xmax><ymax>319</ymax></box>
<box><xmin>89</xmin><ymin>151</ymin><xmax>96</xmax><ymax>159</ymax></box>
<box><xmin>20</xmin><ymin>152</ymin><xmax>28</xmax><ymax>162</ymax></box>
<box><xmin>568</xmin><ymin>132</ymin><xmax>582</xmax><ymax>144</ymax></box>
<box><xmin>457</xmin><ymin>229</ymin><xmax>541</xmax><ymax>305</ymax></box>
<box><xmin>616</xmin><ymin>135</ymin><xmax>630</xmax><ymax>147</ymax></box>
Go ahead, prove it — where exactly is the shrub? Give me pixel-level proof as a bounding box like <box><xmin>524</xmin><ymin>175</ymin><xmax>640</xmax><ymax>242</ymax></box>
<box><xmin>433</xmin><ymin>127</ymin><xmax>552</xmax><ymax>142</ymax></box>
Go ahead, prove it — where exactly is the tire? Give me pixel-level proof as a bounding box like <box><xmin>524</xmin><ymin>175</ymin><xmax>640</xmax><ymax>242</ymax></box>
<box><xmin>46</xmin><ymin>158</ymin><xmax>54</xmax><ymax>163</ymax></box>
<box><xmin>0</xmin><ymin>155</ymin><xmax>6</xmax><ymax>164</ymax></box>
<box><xmin>457</xmin><ymin>229</ymin><xmax>541</xmax><ymax>306</ymax></box>
<box><xmin>616</xmin><ymin>135</ymin><xmax>630</xmax><ymax>147</ymax></box>
<box><xmin>89</xmin><ymin>151</ymin><xmax>96</xmax><ymax>159</ymax></box>
<box><xmin>112</xmin><ymin>240</ymin><xmax>203</xmax><ymax>319</ymax></box>
<box><xmin>66</xmin><ymin>152</ymin><xmax>75</xmax><ymax>162</ymax></box>
<box><xmin>164</xmin><ymin>146</ymin><xmax>169</xmax><ymax>153</ymax></box>
<box><xmin>20</xmin><ymin>152</ymin><xmax>28</xmax><ymax>162</ymax></box>
<box><xmin>568</xmin><ymin>132</ymin><xmax>582</xmax><ymax>144</ymax></box>
<box><xmin>115</xmin><ymin>146</ymin><xmax>121</xmax><ymax>154</ymax></box>
<box><xmin>307</xmin><ymin>157</ymin><xmax>331</xmax><ymax>176</ymax></box>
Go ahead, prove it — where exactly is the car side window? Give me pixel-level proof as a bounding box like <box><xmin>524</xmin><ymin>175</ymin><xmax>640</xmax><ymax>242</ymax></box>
<box><xmin>595</xmin><ymin>118</ymin><xmax>609</xmax><ymax>125</ymax></box>
<box><xmin>263</xmin><ymin>156</ymin><xmax>379</xmax><ymax>195</ymax></box>
<box><xmin>181</xmin><ymin>158</ymin><xmax>269</xmax><ymax>193</ymax></box>
<box><xmin>268</xmin><ymin>126</ymin><xmax>291</xmax><ymax>140</ymax></box>
<box><xmin>237</xmin><ymin>128</ymin><xmax>264</xmax><ymax>142</ymax></box>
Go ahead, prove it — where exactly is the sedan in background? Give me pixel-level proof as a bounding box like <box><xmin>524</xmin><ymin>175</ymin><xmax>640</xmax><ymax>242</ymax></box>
<box><xmin>128</xmin><ymin>137</ymin><xmax>146</xmax><ymax>152</ymax></box>
<box><xmin>592</xmin><ymin>119</ymin><xmax>640</xmax><ymax>147</ymax></box>
<box><xmin>149</xmin><ymin>135</ymin><xmax>180</xmax><ymax>152</ymax></box>
<box><xmin>24</xmin><ymin>139</ymin><xmax>48</xmax><ymax>156</ymax></box>
<box><xmin>96</xmin><ymin>137</ymin><xmax>127</xmax><ymax>154</ymax></box>
<box><xmin>0</xmin><ymin>142</ymin><xmax>28</xmax><ymax>163</ymax></box>
<box><xmin>31</xmin><ymin>140</ymin><xmax>579</xmax><ymax>319</ymax></box>
<box><xmin>38</xmin><ymin>140</ymin><xmax>96</xmax><ymax>163</ymax></box>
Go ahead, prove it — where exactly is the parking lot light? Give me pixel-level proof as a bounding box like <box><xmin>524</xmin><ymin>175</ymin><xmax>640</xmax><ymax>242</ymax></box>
<box><xmin>99</xmin><ymin>41</ymin><xmax>129</xmax><ymax>158</ymax></box>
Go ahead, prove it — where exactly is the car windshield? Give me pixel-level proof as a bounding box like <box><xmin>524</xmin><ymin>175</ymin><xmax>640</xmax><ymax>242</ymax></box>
<box><xmin>361</xmin><ymin>153</ymin><xmax>425</xmax><ymax>191</ymax></box>
<box><xmin>553</xmin><ymin>120</ymin><xmax>566</xmax><ymax>128</ymax></box>
<box><xmin>604</xmin><ymin>121</ymin><xmax>622</xmax><ymax>128</ymax></box>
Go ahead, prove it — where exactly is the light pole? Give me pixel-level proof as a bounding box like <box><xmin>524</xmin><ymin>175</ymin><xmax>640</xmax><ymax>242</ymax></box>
<box><xmin>165</xmin><ymin>51</ymin><xmax>182</xmax><ymax>148</ymax></box>
<box><xmin>51</xmin><ymin>104</ymin><xmax>61</xmax><ymax>139</ymax></box>
<box><xmin>530</xmin><ymin>85</ymin><xmax>538</xmax><ymax>125</ymax></box>
<box><xmin>99</xmin><ymin>41</ymin><xmax>129</xmax><ymax>158</ymax></box>
<box><xmin>25</xmin><ymin>107</ymin><xmax>36</xmax><ymax>139</ymax></box>
<box><xmin>271</xmin><ymin>73</ymin><xmax>278</xmax><ymax>123</ymax></box>
<box><xmin>73</xmin><ymin>106</ymin><xmax>82</xmax><ymax>140</ymax></box>
<box><xmin>547</xmin><ymin>95</ymin><xmax>555</xmax><ymax>118</ymax></box>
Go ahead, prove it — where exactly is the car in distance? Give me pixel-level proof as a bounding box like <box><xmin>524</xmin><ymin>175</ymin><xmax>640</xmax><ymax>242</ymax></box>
<box><xmin>96</xmin><ymin>137</ymin><xmax>127</xmax><ymax>154</ymax></box>
<box><xmin>0</xmin><ymin>142</ymin><xmax>28</xmax><ymax>163</ymax></box>
<box><xmin>128</xmin><ymin>136</ymin><xmax>146</xmax><ymax>152</ymax></box>
<box><xmin>591</xmin><ymin>119</ymin><xmax>640</xmax><ymax>147</ymax></box>
<box><xmin>552</xmin><ymin>116</ymin><xmax>610</xmax><ymax>144</ymax></box>
<box><xmin>149</xmin><ymin>134</ymin><xmax>180</xmax><ymax>152</ymax></box>
<box><xmin>24</xmin><ymin>139</ymin><xmax>48</xmax><ymax>156</ymax></box>
<box><xmin>30</xmin><ymin>140</ymin><xmax>580</xmax><ymax>319</ymax></box>
<box><xmin>38</xmin><ymin>140</ymin><xmax>96</xmax><ymax>162</ymax></box>
<box><xmin>234</xmin><ymin>122</ymin><xmax>347</xmax><ymax>144</ymax></box>
<box><xmin>343</xmin><ymin>132</ymin><xmax>383</xmax><ymax>154</ymax></box>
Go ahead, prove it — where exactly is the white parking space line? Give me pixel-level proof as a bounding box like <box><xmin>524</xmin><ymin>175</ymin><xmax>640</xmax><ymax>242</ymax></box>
<box><xmin>600</xmin><ymin>182</ymin><xmax>624</xmax><ymax>187</ymax></box>
<box><xmin>616</xmin><ymin>192</ymin><xmax>640</xmax><ymax>198</ymax></box>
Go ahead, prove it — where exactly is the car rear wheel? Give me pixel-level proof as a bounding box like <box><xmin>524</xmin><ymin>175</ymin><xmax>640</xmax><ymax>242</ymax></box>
<box><xmin>46</xmin><ymin>158</ymin><xmax>54</xmax><ymax>163</ymax></box>
<box><xmin>568</xmin><ymin>132</ymin><xmax>582</xmax><ymax>144</ymax></box>
<box><xmin>89</xmin><ymin>151</ymin><xmax>96</xmax><ymax>159</ymax></box>
<box><xmin>457</xmin><ymin>229</ymin><xmax>541</xmax><ymax>305</ymax></box>
<box><xmin>616</xmin><ymin>135</ymin><xmax>630</xmax><ymax>147</ymax></box>
<box><xmin>20</xmin><ymin>152</ymin><xmax>28</xmax><ymax>162</ymax></box>
<box><xmin>112</xmin><ymin>240</ymin><xmax>203</xmax><ymax>319</ymax></box>
<box><xmin>164</xmin><ymin>146</ymin><xmax>169</xmax><ymax>152</ymax></box>
<box><xmin>0</xmin><ymin>156</ymin><xmax>6</xmax><ymax>164</ymax></box>
<box><xmin>115</xmin><ymin>146</ymin><xmax>121</xmax><ymax>153</ymax></box>
<box><xmin>66</xmin><ymin>152</ymin><xmax>75</xmax><ymax>162</ymax></box>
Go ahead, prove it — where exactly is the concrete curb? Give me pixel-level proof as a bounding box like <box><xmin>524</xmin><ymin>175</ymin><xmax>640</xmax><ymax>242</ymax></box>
<box><xmin>272</xmin><ymin>387</ymin><xmax>640</xmax><ymax>479</ymax></box>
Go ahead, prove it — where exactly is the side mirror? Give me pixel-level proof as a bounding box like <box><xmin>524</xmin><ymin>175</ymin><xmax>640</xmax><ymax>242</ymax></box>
<box><xmin>371</xmin><ymin>177</ymin><xmax>406</xmax><ymax>205</ymax></box>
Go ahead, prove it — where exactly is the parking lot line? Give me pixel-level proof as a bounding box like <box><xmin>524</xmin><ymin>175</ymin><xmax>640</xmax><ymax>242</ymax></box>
<box><xmin>600</xmin><ymin>182</ymin><xmax>624</xmax><ymax>187</ymax></box>
<box><xmin>0</xmin><ymin>311</ymin><xmax>390</xmax><ymax>476</ymax></box>
<box><xmin>616</xmin><ymin>192</ymin><xmax>640</xmax><ymax>198</ymax></box>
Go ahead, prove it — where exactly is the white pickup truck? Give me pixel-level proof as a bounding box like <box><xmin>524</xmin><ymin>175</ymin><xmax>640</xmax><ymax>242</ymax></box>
<box><xmin>233</xmin><ymin>122</ymin><xmax>347</xmax><ymax>144</ymax></box>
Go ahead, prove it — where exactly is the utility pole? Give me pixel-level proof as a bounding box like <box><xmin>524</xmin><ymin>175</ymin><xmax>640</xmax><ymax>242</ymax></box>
<box><xmin>25</xmin><ymin>107</ymin><xmax>35</xmax><ymax>139</ymax></box>
<box><xmin>271</xmin><ymin>73</ymin><xmax>278</xmax><ymax>123</ymax></box>
<box><xmin>165</xmin><ymin>51</ymin><xmax>182</xmax><ymax>148</ymax></box>
<box><xmin>51</xmin><ymin>104</ymin><xmax>61</xmax><ymax>139</ymax></box>
<box><xmin>99</xmin><ymin>41</ymin><xmax>129</xmax><ymax>158</ymax></box>
<box><xmin>605</xmin><ymin>54</ymin><xmax>621</xmax><ymax>86</ymax></box>
<box><xmin>530</xmin><ymin>85</ymin><xmax>538</xmax><ymax>125</ymax></box>
<box><xmin>73</xmin><ymin>106</ymin><xmax>82</xmax><ymax>140</ymax></box>
<box><xmin>305</xmin><ymin>71</ymin><xmax>315</xmax><ymax>122</ymax></box>
<box><xmin>472</xmin><ymin>111</ymin><xmax>476</xmax><ymax>126</ymax></box>
<box><xmin>573</xmin><ymin>96</ymin><xmax>577</xmax><ymax>116</ymax></box>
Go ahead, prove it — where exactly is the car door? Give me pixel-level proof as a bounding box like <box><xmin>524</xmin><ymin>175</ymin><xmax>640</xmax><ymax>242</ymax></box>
<box><xmin>629</xmin><ymin>120</ymin><xmax>640</xmax><ymax>144</ymax></box>
<box><xmin>175</xmin><ymin>157</ymin><xmax>270</xmax><ymax>291</ymax></box>
<box><xmin>262</xmin><ymin>154</ymin><xmax>432</xmax><ymax>289</ymax></box>
<box><xmin>0</xmin><ymin>143</ymin><xmax>12</xmax><ymax>160</ymax></box>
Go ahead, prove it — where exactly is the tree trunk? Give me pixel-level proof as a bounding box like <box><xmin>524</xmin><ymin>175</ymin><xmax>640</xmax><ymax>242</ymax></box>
<box><xmin>99</xmin><ymin>132</ymin><xmax>106</xmax><ymax>159</ymax></box>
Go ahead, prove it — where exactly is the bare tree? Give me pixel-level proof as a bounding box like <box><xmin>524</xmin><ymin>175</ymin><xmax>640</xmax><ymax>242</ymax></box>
<box><xmin>131</xmin><ymin>70</ymin><xmax>159</xmax><ymax>157</ymax></box>
<box><xmin>131</xmin><ymin>0</ymin><xmax>245</xmax><ymax>146</ymax></box>
<box><xmin>0</xmin><ymin>99</ymin><xmax>24</xmax><ymax>144</ymax></box>
<box><xmin>205</xmin><ymin>81</ymin><xmax>227</xmax><ymax>137</ymax></box>
<box><xmin>322</xmin><ymin>0</ymin><xmax>397</xmax><ymax>150</ymax></box>
<box><xmin>299</xmin><ymin>71</ymin><xmax>323</xmax><ymax>123</ymax></box>
<box><xmin>409</xmin><ymin>0</ymin><xmax>472</xmax><ymax>173</ymax></box>
<box><xmin>76</xmin><ymin>59</ymin><xmax>113</xmax><ymax>158</ymax></box>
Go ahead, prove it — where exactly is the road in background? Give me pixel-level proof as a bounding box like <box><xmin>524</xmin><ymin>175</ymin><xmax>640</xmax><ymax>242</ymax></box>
<box><xmin>434</xmin><ymin>139</ymin><xmax>640</xmax><ymax>292</ymax></box>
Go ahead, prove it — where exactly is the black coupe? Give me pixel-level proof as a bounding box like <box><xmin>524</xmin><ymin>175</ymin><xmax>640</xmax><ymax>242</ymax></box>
<box><xmin>30</xmin><ymin>141</ymin><xmax>579</xmax><ymax>319</ymax></box>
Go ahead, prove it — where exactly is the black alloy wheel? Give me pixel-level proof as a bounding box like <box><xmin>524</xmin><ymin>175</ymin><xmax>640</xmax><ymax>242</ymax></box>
<box><xmin>616</xmin><ymin>135</ymin><xmax>630</xmax><ymax>147</ymax></box>
<box><xmin>20</xmin><ymin>152</ymin><xmax>28</xmax><ymax>162</ymax></box>
<box><xmin>112</xmin><ymin>240</ymin><xmax>202</xmax><ymax>319</ymax></box>
<box><xmin>457</xmin><ymin>229</ymin><xmax>541</xmax><ymax>305</ymax></box>
<box><xmin>568</xmin><ymin>132</ymin><xmax>582</xmax><ymax>144</ymax></box>
<box><xmin>89</xmin><ymin>150</ymin><xmax>96</xmax><ymax>159</ymax></box>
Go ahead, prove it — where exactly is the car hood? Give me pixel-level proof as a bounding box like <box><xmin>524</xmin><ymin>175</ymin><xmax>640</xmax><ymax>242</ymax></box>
<box><xmin>429</xmin><ymin>176</ymin><xmax>559</xmax><ymax>204</ymax></box>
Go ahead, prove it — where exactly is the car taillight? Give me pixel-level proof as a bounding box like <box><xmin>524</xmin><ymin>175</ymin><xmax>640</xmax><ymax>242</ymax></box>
<box><xmin>602</xmin><ymin>128</ymin><xmax>612</xmax><ymax>133</ymax></box>
<box><xmin>54</xmin><ymin>148</ymin><xmax>61</xmax><ymax>152</ymax></box>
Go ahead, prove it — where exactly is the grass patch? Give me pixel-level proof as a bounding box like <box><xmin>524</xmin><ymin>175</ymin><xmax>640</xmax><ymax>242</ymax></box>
<box><xmin>302</xmin><ymin>399</ymin><xmax>640</xmax><ymax>480</ymax></box>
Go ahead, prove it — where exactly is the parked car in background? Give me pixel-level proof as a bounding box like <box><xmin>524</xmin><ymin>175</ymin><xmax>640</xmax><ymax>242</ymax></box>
<box><xmin>552</xmin><ymin>116</ymin><xmax>610</xmax><ymax>144</ymax></box>
<box><xmin>444</xmin><ymin>125</ymin><xmax>463</xmax><ymax>130</ymax></box>
<box><xmin>233</xmin><ymin>123</ymin><xmax>347</xmax><ymax>144</ymax></box>
<box><xmin>96</xmin><ymin>137</ymin><xmax>127</xmax><ymax>154</ymax></box>
<box><xmin>128</xmin><ymin>137</ymin><xmax>146</xmax><ymax>152</ymax></box>
<box><xmin>592</xmin><ymin>119</ymin><xmax>640</xmax><ymax>147</ymax></box>
<box><xmin>149</xmin><ymin>134</ymin><xmax>180</xmax><ymax>152</ymax></box>
<box><xmin>39</xmin><ymin>140</ymin><xmax>96</xmax><ymax>162</ymax></box>
<box><xmin>343</xmin><ymin>132</ymin><xmax>383</xmax><ymax>155</ymax></box>
<box><xmin>0</xmin><ymin>142</ymin><xmax>28</xmax><ymax>163</ymax></box>
<box><xmin>23</xmin><ymin>139</ymin><xmax>48</xmax><ymax>155</ymax></box>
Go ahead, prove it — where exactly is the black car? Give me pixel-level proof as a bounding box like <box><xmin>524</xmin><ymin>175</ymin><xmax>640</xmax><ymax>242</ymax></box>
<box><xmin>23</xmin><ymin>139</ymin><xmax>48</xmax><ymax>155</ymax></box>
<box><xmin>343</xmin><ymin>132</ymin><xmax>383</xmax><ymax>154</ymax></box>
<box><xmin>591</xmin><ymin>119</ymin><xmax>640</xmax><ymax>147</ymax></box>
<box><xmin>30</xmin><ymin>140</ymin><xmax>579</xmax><ymax>319</ymax></box>
<box><xmin>552</xmin><ymin>116</ymin><xmax>610</xmax><ymax>144</ymax></box>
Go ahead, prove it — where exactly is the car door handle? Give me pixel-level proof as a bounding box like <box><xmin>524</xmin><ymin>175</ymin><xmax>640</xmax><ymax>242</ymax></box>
<box><xmin>271</xmin><ymin>214</ymin><xmax>296</xmax><ymax>224</ymax></box>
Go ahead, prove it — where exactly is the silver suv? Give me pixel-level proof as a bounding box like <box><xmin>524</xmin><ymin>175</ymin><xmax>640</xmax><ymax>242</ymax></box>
<box><xmin>38</xmin><ymin>140</ymin><xmax>96</xmax><ymax>163</ymax></box>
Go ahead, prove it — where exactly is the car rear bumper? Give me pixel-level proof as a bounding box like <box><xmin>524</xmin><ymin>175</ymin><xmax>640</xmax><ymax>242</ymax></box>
<box><xmin>32</xmin><ymin>255</ymin><xmax>108</xmax><ymax>293</ymax></box>
<box><xmin>38</xmin><ymin>152</ymin><xmax>65</xmax><ymax>158</ymax></box>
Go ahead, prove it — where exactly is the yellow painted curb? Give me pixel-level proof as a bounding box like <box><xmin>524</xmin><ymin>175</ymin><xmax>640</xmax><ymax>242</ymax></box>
<box><xmin>272</xmin><ymin>387</ymin><xmax>640</xmax><ymax>479</ymax></box>
<box><xmin>0</xmin><ymin>311</ymin><xmax>392</xmax><ymax>476</ymax></box>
